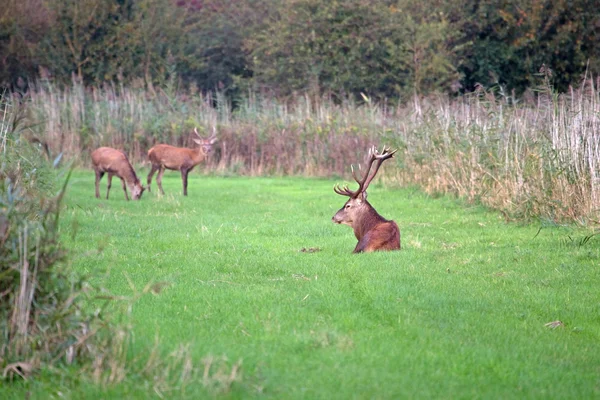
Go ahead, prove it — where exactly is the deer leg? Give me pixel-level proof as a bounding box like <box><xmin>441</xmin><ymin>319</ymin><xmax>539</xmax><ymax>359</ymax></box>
<box><xmin>156</xmin><ymin>167</ymin><xmax>165</xmax><ymax>195</ymax></box>
<box><xmin>147</xmin><ymin>164</ymin><xmax>158</xmax><ymax>193</ymax></box>
<box><xmin>181</xmin><ymin>168</ymin><xmax>189</xmax><ymax>196</ymax></box>
<box><xmin>120</xmin><ymin>177</ymin><xmax>130</xmax><ymax>201</ymax></box>
<box><xmin>106</xmin><ymin>173</ymin><xmax>113</xmax><ymax>199</ymax></box>
<box><xmin>353</xmin><ymin>232</ymin><xmax>373</xmax><ymax>253</ymax></box>
<box><xmin>95</xmin><ymin>170</ymin><xmax>104</xmax><ymax>199</ymax></box>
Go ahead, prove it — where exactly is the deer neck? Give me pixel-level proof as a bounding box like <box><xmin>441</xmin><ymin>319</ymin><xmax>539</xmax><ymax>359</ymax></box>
<box><xmin>192</xmin><ymin>147</ymin><xmax>207</xmax><ymax>164</ymax></box>
<box><xmin>122</xmin><ymin>165</ymin><xmax>140</xmax><ymax>188</ymax></box>
<box><xmin>352</xmin><ymin>202</ymin><xmax>386</xmax><ymax>240</ymax></box>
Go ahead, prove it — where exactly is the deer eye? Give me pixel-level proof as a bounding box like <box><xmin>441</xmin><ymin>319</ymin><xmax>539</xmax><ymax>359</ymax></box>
<box><xmin>345</xmin><ymin>204</ymin><xmax>351</xmax><ymax>209</ymax></box>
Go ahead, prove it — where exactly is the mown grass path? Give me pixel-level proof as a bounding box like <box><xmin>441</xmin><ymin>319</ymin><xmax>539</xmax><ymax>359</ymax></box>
<box><xmin>8</xmin><ymin>171</ymin><xmax>600</xmax><ymax>398</ymax></box>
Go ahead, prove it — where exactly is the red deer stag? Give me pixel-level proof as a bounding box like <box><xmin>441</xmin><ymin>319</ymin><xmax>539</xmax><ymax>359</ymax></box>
<box><xmin>332</xmin><ymin>146</ymin><xmax>400</xmax><ymax>253</ymax></box>
<box><xmin>147</xmin><ymin>128</ymin><xmax>217</xmax><ymax>196</ymax></box>
<box><xmin>91</xmin><ymin>147</ymin><xmax>145</xmax><ymax>201</ymax></box>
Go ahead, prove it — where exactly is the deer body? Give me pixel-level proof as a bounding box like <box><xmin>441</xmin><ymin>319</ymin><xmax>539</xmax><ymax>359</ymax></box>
<box><xmin>147</xmin><ymin>128</ymin><xmax>217</xmax><ymax>196</ymax></box>
<box><xmin>332</xmin><ymin>146</ymin><xmax>401</xmax><ymax>253</ymax></box>
<box><xmin>91</xmin><ymin>147</ymin><xmax>145</xmax><ymax>201</ymax></box>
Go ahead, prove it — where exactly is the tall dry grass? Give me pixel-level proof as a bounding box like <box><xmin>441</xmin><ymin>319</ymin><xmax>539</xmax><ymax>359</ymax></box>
<box><xmin>397</xmin><ymin>79</ymin><xmax>600</xmax><ymax>222</ymax></box>
<box><xmin>20</xmin><ymin>76</ymin><xmax>600</xmax><ymax>222</ymax></box>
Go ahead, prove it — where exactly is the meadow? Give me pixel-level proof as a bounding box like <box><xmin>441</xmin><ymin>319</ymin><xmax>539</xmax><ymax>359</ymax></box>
<box><xmin>4</xmin><ymin>170</ymin><xmax>599</xmax><ymax>399</ymax></box>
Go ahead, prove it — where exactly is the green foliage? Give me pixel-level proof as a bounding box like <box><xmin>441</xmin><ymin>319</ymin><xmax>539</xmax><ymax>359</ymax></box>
<box><xmin>179</xmin><ymin>0</ymin><xmax>261</xmax><ymax>95</ymax></box>
<box><xmin>0</xmin><ymin>0</ymin><xmax>48</xmax><ymax>88</ymax></box>
<box><xmin>1</xmin><ymin>0</ymin><xmax>599</xmax><ymax>97</ymax></box>
<box><xmin>111</xmin><ymin>0</ymin><xmax>193</xmax><ymax>90</ymax></box>
<box><xmin>453</xmin><ymin>0</ymin><xmax>600</xmax><ymax>93</ymax></box>
<box><xmin>247</xmin><ymin>0</ymin><xmax>461</xmax><ymax>99</ymax></box>
<box><xmin>249</xmin><ymin>0</ymin><xmax>395</xmax><ymax>98</ymax></box>
<box><xmin>38</xmin><ymin>0</ymin><xmax>122</xmax><ymax>82</ymax></box>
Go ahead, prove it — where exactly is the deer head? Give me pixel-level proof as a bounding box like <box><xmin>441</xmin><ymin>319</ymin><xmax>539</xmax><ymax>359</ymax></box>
<box><xmin>332</xmin><ymin>146</ymin><xmax>397</xmax><ymax>226</ymax></box>
<box><xmin>193</xmin><ymin>127</ymin><xmax>218</xmax><ymax>154</ymax></box>
<box><xmin>131</xmin><ymin>182</ymin><xmax>145</xmax><ymax>200</ymax></box>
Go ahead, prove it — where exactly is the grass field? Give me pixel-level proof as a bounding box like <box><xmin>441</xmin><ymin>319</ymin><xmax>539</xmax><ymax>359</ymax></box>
<box><xmin>4</xmin><ymin>170</ymin><xmax>600</xmax><ymax>399</ymax></box>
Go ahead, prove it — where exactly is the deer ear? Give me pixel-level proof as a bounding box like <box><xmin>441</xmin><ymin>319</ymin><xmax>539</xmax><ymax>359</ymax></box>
<box><xmin>193</xmin><ymin>138</ymin><xmax>202</xmax><ymax>145</ymax></box>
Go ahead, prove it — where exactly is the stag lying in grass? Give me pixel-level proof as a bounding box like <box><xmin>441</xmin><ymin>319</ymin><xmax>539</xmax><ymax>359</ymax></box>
<box><xmin>147</xmin><ymin>128</ymin><xmax>217</xmax><ymax>196</ymax></box>
<box><xmin>92</xmin><ymin>147</ymin><xmax>145</xmax><ymax>200</ymax></box>
<box><xmin>332</xmin><ymin>146</ymin><xmax>401</xmax><ymax>253</ymax></box>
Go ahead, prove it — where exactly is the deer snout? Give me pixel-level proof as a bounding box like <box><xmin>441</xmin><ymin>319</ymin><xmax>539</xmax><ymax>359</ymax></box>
<box><xmin>332</xmin><ymin>211</ymin><xmax>346</xmax><ymax>224</ymax></box>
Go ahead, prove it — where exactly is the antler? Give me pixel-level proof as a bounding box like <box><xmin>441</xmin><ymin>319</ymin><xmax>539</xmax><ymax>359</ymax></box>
<box><xmin>209</xmin><ymin>126</ymin><xmax>218</xmax><ymax>143</ymax></box>
<box><xmin>194</xmin><ymin>126</ymin><xmax>218</xmax><ymax>143</ymax></box>
<box><xmin>333</xmin><ymin>145</ymin><xmax>397</xmax><ymax>198</ymax></box>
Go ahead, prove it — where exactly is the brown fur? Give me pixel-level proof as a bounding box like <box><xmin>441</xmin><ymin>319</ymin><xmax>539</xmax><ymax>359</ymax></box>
<box><xmin>147</xmin><ymin>129</ymin><xmax>217</xmax><ymax>196</ymax></box>
<box><xmin>332</xmin><ymin>194</ymin><xmax>401</xmax><ymax>253</ymax></box>
<box><xmin>91</xmin><ymin>147</ymin><xmax>145</xmax><ymax>201</ymax></box>
<box><xmin>332</xmin><ymin>146</ymin><xmax>401</xmax><ymax>253</ymax></box>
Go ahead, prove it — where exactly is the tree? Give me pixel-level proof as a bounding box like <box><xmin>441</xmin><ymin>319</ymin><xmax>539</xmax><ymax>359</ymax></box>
<box><xmin>112</xmin><ymin>0</ymin><xmax>193</xmax><ymax>92</ymax></box>
<box><xmin>39</xmin><ymin>0</ymin><xmax>121</xmax><ymax>82</ymax></box>
<box><xmin>247</xmin><ymin>0</ymin><xmax>461</xmax><ymax>100</ymax></box>
<box><xmin>452</xmin><ymin>0</ymin><xmax>600</xmax><ymax>94</ymax></box>
<box><xmin>0</xmin><ymin>0</ymin><xmax>49</xmax><ymax>89</ymax></box>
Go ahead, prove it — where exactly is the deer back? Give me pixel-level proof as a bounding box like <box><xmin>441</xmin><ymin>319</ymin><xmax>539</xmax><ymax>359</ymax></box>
<box><xmin>92</xmin><ymin>147</ymin><xmax>136</xmax><ymax>179</ymax></box>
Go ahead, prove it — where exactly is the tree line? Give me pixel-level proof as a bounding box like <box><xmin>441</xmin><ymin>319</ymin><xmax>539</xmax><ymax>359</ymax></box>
<box><xmin>1</xmin><ymin>0</ymin><xmax>599</xmax><ymax>100</ymax></box>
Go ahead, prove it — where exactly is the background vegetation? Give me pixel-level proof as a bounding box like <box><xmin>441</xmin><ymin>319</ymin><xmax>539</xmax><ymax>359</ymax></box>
<box><xmin>3</xmin><ymin>0</ymin><xmax>600</xmax><ymax>223</ymax></box>
<box><xmin>8</xmin><ymin>74</ymin><xmax>600</xmax><ymax>223</ymax></box>
<box><xmin>1</xmin><ymin>0</ymin><xmax>599</xmax><ymax>99</ymax></box>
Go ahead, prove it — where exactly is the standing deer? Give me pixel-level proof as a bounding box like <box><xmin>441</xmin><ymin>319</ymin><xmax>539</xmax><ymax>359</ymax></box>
<box><xmin>332</xmin><ymin>146</ymin><xmax>401</xmax><ymax>253</ymax></box>
<box><xmin>147</xmin><ymin>128</ymin><xmax>217</xmax><ymax>196</ymax></box>
<box><xmin>91</xmin><ymin>147</ymin><xmax>145</xmax><ymax>201</ymax></box>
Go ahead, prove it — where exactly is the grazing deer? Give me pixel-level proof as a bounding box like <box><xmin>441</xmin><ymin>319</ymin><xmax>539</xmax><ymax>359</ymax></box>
<box><xmin>91</xmin><ymin>147</ymin><xmax>145</xmax><ymax>201</ymax></box>
<box><xmin>332</xmin><ymin>146</ymin><xmax>401</xmax><ymax>253</ymax></box>
<box><xmin>147</xmin><ymin>128</ymin><xmax>217</xmax><ymax>196</ymax></box>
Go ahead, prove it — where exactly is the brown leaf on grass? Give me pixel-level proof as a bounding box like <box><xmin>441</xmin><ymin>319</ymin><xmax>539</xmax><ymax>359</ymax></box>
<box><xmin>300</xmin><ymin>247</ymin><xmax>321</xmax><ymax>253</ymax></box>
<box><xmin>544</xmin><ymin>320</ymin><xmax>564</xmax><ymax>329</ymax></box>
<box><xmin>147</xmin><ymin>281</ymin><xmax>171</xmax><ymax>294</ymax></box>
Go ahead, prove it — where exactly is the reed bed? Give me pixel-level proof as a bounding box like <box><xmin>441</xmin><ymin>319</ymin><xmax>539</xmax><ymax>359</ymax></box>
<box><xmin>20</xmin><ymin>76</ymin><xmax>600</xmax><ymax>222</ymax></box>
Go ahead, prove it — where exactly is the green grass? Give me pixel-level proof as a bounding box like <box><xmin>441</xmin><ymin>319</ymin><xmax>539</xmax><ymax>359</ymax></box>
<box><xmin>3</xmin><ymin>170</ymin><xmax>600</xmax><ymax>399</ymax></box>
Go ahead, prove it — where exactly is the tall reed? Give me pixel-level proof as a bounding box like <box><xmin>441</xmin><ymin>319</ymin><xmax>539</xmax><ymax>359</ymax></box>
<box><xmin>23</xmin><ymin>77</ymin><xmax>600</xmax><ymax>222</ymax></box>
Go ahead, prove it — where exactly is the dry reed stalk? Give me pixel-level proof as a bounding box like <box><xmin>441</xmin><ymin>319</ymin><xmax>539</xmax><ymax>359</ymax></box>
<box><xmin>19</xmin><ymin>78</ymin><xmax>600</xmax><ymax>221</ymax></box>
